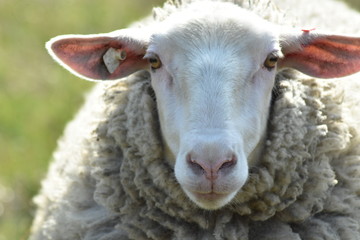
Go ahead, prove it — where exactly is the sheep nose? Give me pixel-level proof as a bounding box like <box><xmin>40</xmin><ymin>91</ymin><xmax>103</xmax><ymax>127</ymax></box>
<box><xmin>187</xmin><ymin>153</ymin><xmax>237</xmax><ymax>181</ymax></box>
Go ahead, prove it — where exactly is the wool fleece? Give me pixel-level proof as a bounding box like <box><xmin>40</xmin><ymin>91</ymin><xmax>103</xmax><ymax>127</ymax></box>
<box><xmin>30</xmin><ymin>69</ymin><xmax>360</xmax><ymax>239</ymax></box>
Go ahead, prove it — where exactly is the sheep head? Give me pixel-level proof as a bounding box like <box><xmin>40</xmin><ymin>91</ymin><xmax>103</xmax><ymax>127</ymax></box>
<box><xmin>46</xmin><ymin>1</ymin><xmax>360</xmax><ymax>210</ymax></box>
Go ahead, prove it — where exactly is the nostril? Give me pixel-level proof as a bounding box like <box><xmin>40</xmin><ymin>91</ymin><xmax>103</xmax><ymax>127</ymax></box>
<box><xmin>186</xmin><ymin>153</ymin><xmax>237</xmax><ymax>180</ymax></box>
<box><xmin>219</xmin><ymin>155</ymin><xmax>237</xmax><ymax>171</ymax></box>
<box><xmin>186</xmin><ymin>154</ymin><xmax>206</xmax><ymax>175</ymax></box>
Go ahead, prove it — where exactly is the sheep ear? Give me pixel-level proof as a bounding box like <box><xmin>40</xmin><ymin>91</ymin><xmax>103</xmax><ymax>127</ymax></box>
<box><xmin>279</xmin><ymin>30</ymin><xmax>360</xmax><ymax>78</ymax></box>
<box><xmin>46</xmin><ymin>29</ymin><xmax>149</xmax><ymax>81</ymax></box>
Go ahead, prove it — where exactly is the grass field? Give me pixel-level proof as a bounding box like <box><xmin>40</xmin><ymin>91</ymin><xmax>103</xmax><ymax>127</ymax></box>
<box><xmin>0</xmin><ymin>0</ymin><xmax>359</xmax><ymax>239</ymax></box>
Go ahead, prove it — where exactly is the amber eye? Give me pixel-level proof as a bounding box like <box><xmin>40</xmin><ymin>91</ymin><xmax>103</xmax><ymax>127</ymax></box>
<box><xmin>148</xmin><ymin>55</ymin><xmax>162</xmax><ymax>69</ymax></box>
<box><xmin>264</xmin><ymin>53</ymin><xmax>279</xmax><ymax>70</ymax></box>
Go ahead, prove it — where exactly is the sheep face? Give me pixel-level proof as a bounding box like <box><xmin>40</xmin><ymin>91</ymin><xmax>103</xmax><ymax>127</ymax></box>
<box><xmin>147</xmin><ymin>7</ymin><xmax>280</xmax><ymax>209</ymax></box>
<box><xmin>46</xmin><ymin>1</ymin><xmax>360</xmax><ymax>211</ymax></box>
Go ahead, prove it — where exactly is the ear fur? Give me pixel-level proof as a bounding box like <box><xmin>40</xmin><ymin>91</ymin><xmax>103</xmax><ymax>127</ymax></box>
<box><xmin>279</xmin><ymin>30</ymin><xmax>360</xmax><ymax>78</ymax></box>
<box><xmin>46</xmin><ymin>29</ymin><xmax>150</xmax><ymax>81</ymax></box>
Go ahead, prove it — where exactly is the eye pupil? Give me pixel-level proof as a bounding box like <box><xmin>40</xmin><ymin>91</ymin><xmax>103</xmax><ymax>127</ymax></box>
<box><xmin>149</xmin><ymin>58</ymin><xmax>157</xmax><ymax>63</ymax></box>
<box><xmin>148</xmin><ymin>55</ymin><xmax>162</xmax><ymax>69</ymax></box>
<box><xmin>269</xmin><ymin>57</ymin><xmax>278</xmax><ymax>62</ymax></box>
<box><xmin>264</xmin><ymin>53</ymin><xmax>279</xmax><ymax>70</ymax></box>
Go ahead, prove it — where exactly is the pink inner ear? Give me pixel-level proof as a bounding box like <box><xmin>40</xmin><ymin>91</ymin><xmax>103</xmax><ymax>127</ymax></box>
<box><xmin>280</xmin><ymin>35</ymin><xmax>360</xmax><ymax>79</ymax></box>
<box><xmin>51</xmin><ymin>37</ymin><xmax>147</xmax><ymax>80</ymax></box>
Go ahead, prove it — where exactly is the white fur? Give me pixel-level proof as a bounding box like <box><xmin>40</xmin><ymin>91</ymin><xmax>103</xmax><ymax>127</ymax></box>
<box><xmin>147</xmin><ymin>2</ymin><xmax>281</xmax><ymax>209</ymax></box>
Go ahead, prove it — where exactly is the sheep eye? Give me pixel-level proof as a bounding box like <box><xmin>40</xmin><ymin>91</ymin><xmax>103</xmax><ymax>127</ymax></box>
<box><xmin>264</xmin><ymin>53</ymin><xmax>279</xmax><ymax>70</ymax></box>
<box><xmin>148</xmin><ymin>55</ymin><xmax>162</xmax><ymax>70</ymax></box>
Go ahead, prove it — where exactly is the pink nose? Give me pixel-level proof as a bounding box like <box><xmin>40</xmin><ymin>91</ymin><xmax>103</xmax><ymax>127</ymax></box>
<box><xmin>187</xmin><ymin>153</ymin><xmax>237</xmax><ymax>181</ymax></box>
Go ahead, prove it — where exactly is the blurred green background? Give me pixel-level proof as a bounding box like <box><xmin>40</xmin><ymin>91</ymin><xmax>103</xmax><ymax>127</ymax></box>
<box><xmin>0</xmin><ymin>0</ymin><xmax>359</xmax><ymax>239</ymax></box>
<box><xmin>347</xmin><ymin>0</ymin><xmax>360</xmax><ymax>10</ymax></box>
<box><xmin>0</xmin><ymin>0</ymin><xmax>164</xmax><ymax>239</ymax></box>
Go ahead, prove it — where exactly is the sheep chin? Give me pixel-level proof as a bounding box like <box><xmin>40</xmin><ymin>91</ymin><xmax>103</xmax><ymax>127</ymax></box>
<box><xmin>184</xmin><ymin>189</ymin><xmax>238</xmax><ymax>210</ymax></box>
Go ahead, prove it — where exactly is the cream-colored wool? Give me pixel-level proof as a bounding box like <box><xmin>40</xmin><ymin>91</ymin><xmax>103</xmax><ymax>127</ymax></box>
<box><xmin>30</xmin><ymin>71</ymin><xmax>360</xmax><ymax>239</ymax></box>
<box><xmin>30</xmin><ymin>0</ymin><xmax>360</xmax><ymax>239</ymax></box>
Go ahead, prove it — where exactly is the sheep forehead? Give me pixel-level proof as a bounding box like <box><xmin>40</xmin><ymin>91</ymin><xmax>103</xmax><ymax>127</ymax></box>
<box><xmin>149</xmin><ymin>2</ymin><xmax>280</xmax><ymax>68</ymax></box>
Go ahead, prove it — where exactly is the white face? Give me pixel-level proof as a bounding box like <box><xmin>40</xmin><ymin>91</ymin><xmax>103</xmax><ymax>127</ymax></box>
<box><xmin>146</xmin><ymin>6</ymin><xmax>281</xmax><ymax>210</ymax></box>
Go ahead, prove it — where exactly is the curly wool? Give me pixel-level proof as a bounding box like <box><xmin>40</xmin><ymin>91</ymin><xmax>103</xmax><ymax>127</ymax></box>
<box><xmin>31</xmin><ymin>69</ymin><xmax>360</xmax><ymax>240</ymax></box>
<box><xmin>30</xmin><ymin>0</ymin><xmax>360</xmax><ymax>239</ymax></box>
<box><xmin>98</xmin><ymin>70</ymin><xmax>360</xmax><ymax>239</ymax></box>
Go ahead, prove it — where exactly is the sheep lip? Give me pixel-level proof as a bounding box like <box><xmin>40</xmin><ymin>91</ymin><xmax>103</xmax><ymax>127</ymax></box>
<box><xmin>192</xmin><ymin>192</ymin><xmax>228</xmax><ymax>201</ymax></box>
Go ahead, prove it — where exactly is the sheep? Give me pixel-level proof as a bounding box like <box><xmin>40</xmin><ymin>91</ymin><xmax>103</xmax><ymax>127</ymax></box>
<box><xmin>30</xmin><ymin>0</ymin><xmax>360</xmax><ymax>239</ymax></box>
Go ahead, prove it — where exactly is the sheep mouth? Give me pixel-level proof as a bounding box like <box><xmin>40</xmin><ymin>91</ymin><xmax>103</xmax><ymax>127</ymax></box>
<box><xmin>186</xmin><ymin>190</ymin><xmax>238</xmax><ymax>210</ymax></box>
<box><xmin>188</xmin><ymin>190</ymin><xmax>236</xmax><ymax>209</ymax></box>
<box><xmin>193</xmin><ymin>192</ymin><xmax>228</xmax><ymax>201</ymax></box>
<box><xmin>182</xmin><ymin>177</ymin><xmax>245</xmax><ymax>209</ymax></box>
